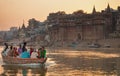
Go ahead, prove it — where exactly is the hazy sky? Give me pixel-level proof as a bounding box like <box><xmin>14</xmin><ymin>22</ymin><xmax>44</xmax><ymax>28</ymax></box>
<box><xmin>0</xmin><ymin>0</ymin><xmax>120</xmax><ymax>30</ymax></box>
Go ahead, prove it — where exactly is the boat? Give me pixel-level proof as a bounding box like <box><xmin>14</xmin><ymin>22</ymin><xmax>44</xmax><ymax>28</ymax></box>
<box><xmin>88</xmin><ymin>43</ymin><xmax>101</xmax><ymax>48</ymax></box>
<box><xmin>104</xmin><ymin>44</ymin><xmax>111</xmax><ymax>48</ymax></box>
<box><xmin>1</xmin><ymin>53</ymin><xmax>47</xmax><ymax>64</ymax></box>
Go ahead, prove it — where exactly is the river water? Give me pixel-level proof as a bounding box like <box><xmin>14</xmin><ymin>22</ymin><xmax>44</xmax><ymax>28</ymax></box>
<box><xmin>0</xmin><ymin>46</ymin><xmax>120</xmax><ymax>76</ymax></box>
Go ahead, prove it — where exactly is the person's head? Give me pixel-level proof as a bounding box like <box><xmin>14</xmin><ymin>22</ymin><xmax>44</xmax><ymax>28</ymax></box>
<box><xmin>41</xmin><ymin>46</ymin><xmax>45</xmax><ymax>50</ymax></box>
<box><xmin>10</xmin><ymin>45</ymin><xmax>13</xmax><ymax>50</ymax></box>
<box><xmin>13</xmin><ymin>47</ymin><xmax>17</xmax><ymax>51</ymax></box>
<box><xmin>4</xmin><ymin>43</ymin><xmax>8</xmax><ymax>46</ymax></box>
<box><xmin>19</xmin><ymin>44</ymin><xmax>21</xmax><ymax>48</ymax></box>
<box><xmin>38</xmin><ymin>48</ymin><xmax>42</xmax><ymax>51</ymax></box>
<box><xmin>4</xmin><ymin>43</ymin><xmax>8</xmax><ymax>49</ymax></box>
<box><xmin>33</xmin><ymin>49</ymin><xmax>36</xmax><ymax>52</ymax></box>
<box><xmin>23</xmin><ymin>41</ymin><xmax>27</xmax><ymax>46</ymax></box>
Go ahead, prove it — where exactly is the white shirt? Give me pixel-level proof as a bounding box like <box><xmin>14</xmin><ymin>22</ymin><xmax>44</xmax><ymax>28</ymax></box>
<box><xmin>4</xmin><ymin>48</ymin><xmax>10</xmax><ymax>56</ymax></box>
<box><xmin>30</xmin><ymin>51</ymin><xmax>38</xmax><ymax>58</ymax></box>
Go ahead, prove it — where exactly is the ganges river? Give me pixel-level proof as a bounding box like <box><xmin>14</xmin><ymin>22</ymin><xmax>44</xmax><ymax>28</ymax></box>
<box><xmin>0</xmin><ymin>46</ymin><xmax>120</xmax><ymax>76</ymax></box>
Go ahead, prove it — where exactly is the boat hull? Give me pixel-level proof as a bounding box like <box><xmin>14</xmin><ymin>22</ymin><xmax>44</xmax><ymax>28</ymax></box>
<box><xmin>1</xmin><ymin>53</ymin><xmax>47</xmax><ymax>64</ymax></box>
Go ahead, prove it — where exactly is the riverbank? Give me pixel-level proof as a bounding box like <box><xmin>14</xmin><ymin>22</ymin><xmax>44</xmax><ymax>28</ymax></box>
<box><xmin>46</xmin><ymin>43</ymin><xmax>120</xmax><ymax>57</ymax></box>
<box><xmin>1</xmin><ymin>38</ymin><xmax>120</xmax><ymax>51</ymax></box>
<box><xmin>47</xmin><ymin>39</ymin><xmax>120</xmax><ymax>51</ymax></box>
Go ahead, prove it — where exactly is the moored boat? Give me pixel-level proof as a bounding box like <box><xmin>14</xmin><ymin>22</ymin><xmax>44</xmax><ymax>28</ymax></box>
<box><xmin>88</xmin><ymin>43</ymin><xmax>101</xmax><ymax>48</ymax></box>
<box><xmin>1</xmin><ymin>53</ymin><xmax>47</xmax><ymax>64</ymax></box>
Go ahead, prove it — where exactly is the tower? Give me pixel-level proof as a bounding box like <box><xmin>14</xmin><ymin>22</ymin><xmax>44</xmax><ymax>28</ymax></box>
<box><xmin>118</xmin><ymin>6</ymin><xmax>120</xmax><ymax>12</ymax></box>
<box><xmin>92</xmin><ymin>5</ymin><xmax>96</xmax><ymax>14</ymax></box>
<box><xmin>22</xmin><ymin>20</ymin><xmax>25</xmax><ymax>29</ymax></box>
<box><xmin>106</xmin><ymin>3</ymin><xmax>111</xmax><ymax>12</ymax></box>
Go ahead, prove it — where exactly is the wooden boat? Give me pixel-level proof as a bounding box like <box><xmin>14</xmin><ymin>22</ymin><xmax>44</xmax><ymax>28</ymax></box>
<box><xmin>1</xmin><ymin>53</ymin><xmax>47</xmax><ymax>64</ymax></box>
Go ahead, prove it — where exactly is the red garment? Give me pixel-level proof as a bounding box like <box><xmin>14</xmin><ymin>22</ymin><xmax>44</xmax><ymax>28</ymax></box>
<box><xmin>30</xmin><ymin>48</ymin><xmax>34</xmax><ymax>56</ymax></box>
<box><xmin>13</xmin><ymin>47</ymin><xmax>19</xmax><ymax>57</ymax></box>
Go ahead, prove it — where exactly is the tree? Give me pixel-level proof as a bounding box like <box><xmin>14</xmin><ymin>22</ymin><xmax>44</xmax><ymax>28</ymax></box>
<box><xmin>73</xmin><ymin>10</ymin><xmax>85</xmax><ymax>15</ymax></box>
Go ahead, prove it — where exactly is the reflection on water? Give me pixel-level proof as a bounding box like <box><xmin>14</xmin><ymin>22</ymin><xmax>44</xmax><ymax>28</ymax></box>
<box><xmin>0</xmin><ymin>64</ymin><xmax>47</xmax><ymax>76</ymax></box>
<box><xmin>0</xmin><ymin>46</ymin><xmax>120</xmax><ymax>76</ymax></box>
<box><xmin>0</xmin><ymin>58</ymin><xmax>55</xmax><ymax>76</ymax></box>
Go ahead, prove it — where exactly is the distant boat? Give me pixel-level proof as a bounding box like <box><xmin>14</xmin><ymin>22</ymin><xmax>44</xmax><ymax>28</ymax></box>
<box><xmin>104</xmin><ymin>44</ymin><xmax>111</xmax><ymax>48</ymax></box>
<box><xmin>88</xmin><ymin>43</ymin><xmax>101</xmax><ymax>48</ymax></box>
<box><xmin>1</xmin><ymin>53</ymin><xmax>47</xmax><ymax>64</ymax></box>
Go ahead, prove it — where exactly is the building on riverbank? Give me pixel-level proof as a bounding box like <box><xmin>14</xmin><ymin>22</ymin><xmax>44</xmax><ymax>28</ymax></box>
<box><xmin>17</xmin><ymin>18</ymin><xmax>47</xmax><ymax>44</ymax></box>
<box><xmin>46</xmin><ymin>4</ymin><xmax>120</xmax><ymax>43</ymax></box>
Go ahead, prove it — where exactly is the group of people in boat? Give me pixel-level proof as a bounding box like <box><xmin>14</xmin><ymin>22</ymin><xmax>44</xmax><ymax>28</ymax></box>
<box><xmin>2</xmin><ymin>42</ymin><xmax>46</xmax><ymax>59</ymax></box>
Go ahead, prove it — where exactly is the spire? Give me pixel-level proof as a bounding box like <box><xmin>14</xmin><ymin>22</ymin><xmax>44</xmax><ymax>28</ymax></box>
<box><xmin>118</xmin><ymin>6</ymin><xmax>120</xmax><ymax>11</ymax></box>
<box><xmin>22</xmin><ymin>20</ymin><xmax>25</xmax><ymax>29</ymax></box>
<box><xmin>92</xmin><ymin>5</ymin><xmax>96</xmax><ymax>14</ymax></box>
<box><xmin>106</xmin><ymin>3</ymin><xmax>111</xmax><ymax>12</ymax></box>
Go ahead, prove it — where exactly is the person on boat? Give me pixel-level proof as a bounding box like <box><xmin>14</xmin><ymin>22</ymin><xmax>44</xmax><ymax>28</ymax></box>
<box><xmin>13</xmin><ymin>47</ymin><xmax>19</xmax><ymax>57</ymax></box>
<box><xmin>23</xmin><ymin>40</ymin><xmax>27</xmax><ymax>47</ymax></box>
<box><xmin>18</xmin><ymin>44</ymin><xmax>22</xmax><ymax>55</ymax></box>
<box><xmin>2</xmin><ymin>43</ymin><xmax>8</xmax><ymax>53</ymax></box>
<box><xmin>30</xmin><ymin>47</ymin><xmax>34</xmax><ymax>56</ymax></box>
<box><xmin>41</xmin><ymin>46</ymin><xmax>46</xmax><ymax>58</ymax></box>
<box><xmin>22</xmin><ymin>42</ymin><xmax>27</xmax><ymax>53</ymax></box>
<box><xmin>30</xmin><ymin>49</ymin><xmax>38</xmax><ymax>58</ymax></box>
<box><xmin>38</xmin><ymin>46</ymin><xmax>46</xmax><ymax>58</ymax></box>
<box><xmin>7</xmin><ymin>45</ymin><xmax>13</xmax><ymax>57</ymax></box>
<box><xmin>2</xmin><ymin>43</ymin><xmax>11</xmax><ymax>56</ymax></box>
<box><xmin>37</xmin><ymin>48</ymin><xmax>42</xmax><ymax>58</ymax></box>
<box><xmin>20</xmin><ymin>48</ymin><xmax>30</xmax><ymax>58</ymax></box>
